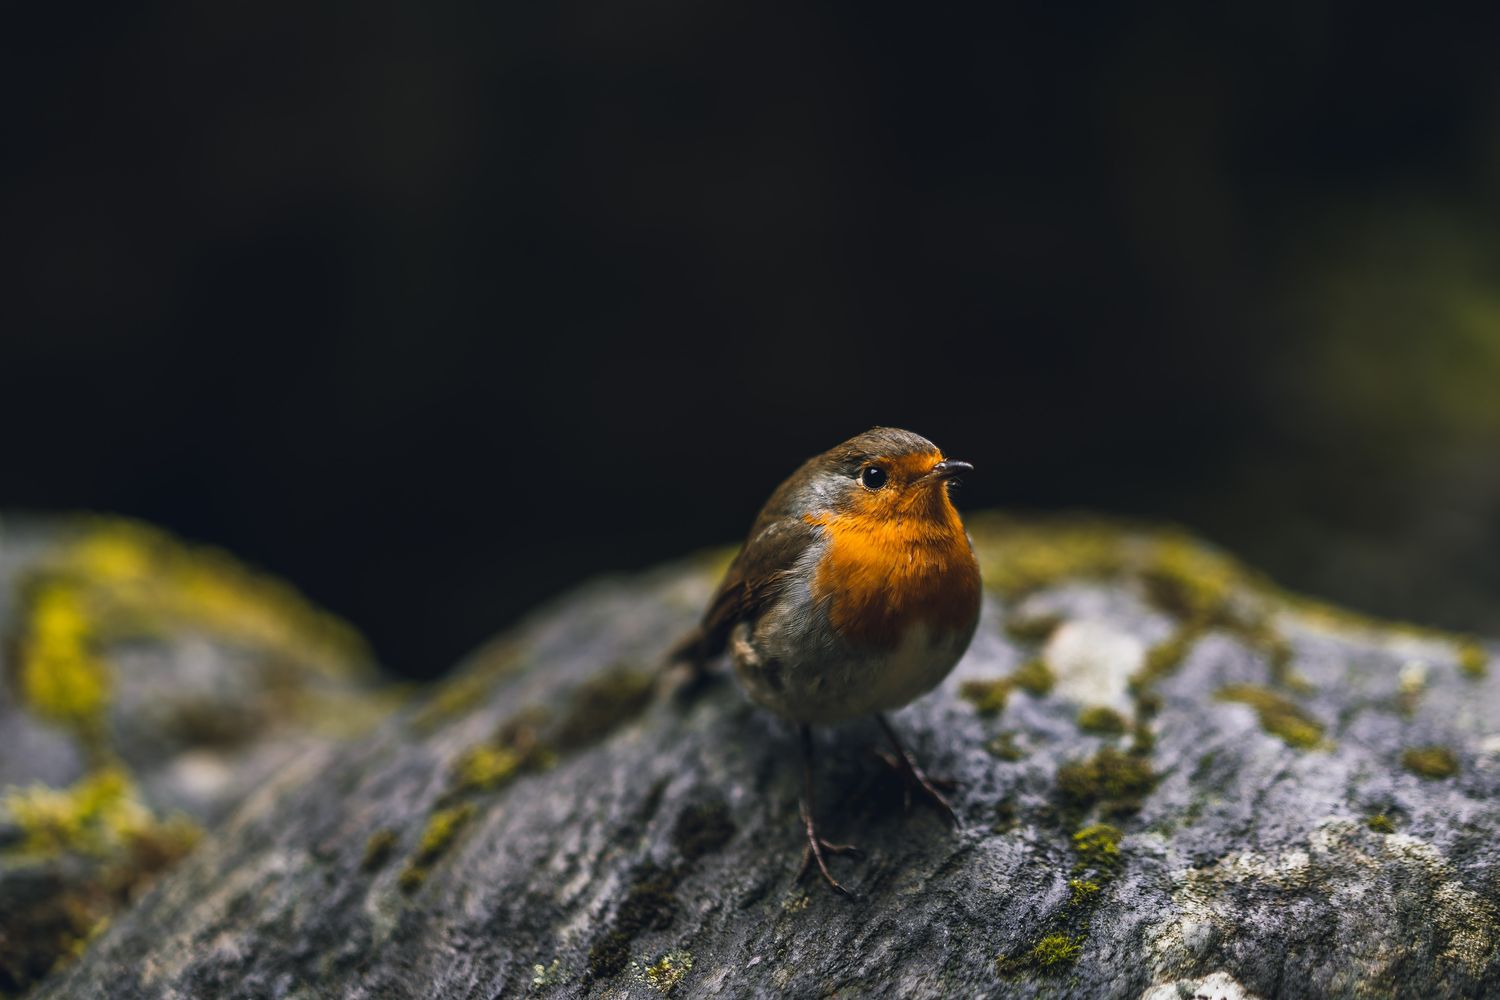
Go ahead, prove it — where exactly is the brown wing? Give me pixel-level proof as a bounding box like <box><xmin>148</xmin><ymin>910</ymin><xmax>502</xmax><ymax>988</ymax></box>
<box><xmin>669</xmin><ymin>510</ymin><xmax>818</xmax><ymax>667</ymax></box>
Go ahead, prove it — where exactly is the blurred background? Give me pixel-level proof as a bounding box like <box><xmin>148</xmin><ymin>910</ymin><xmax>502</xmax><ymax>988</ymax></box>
<box><xmin>4</xmin><ymin>3</ymin><xmax>1499</xmax><ymax>679</ymax></box>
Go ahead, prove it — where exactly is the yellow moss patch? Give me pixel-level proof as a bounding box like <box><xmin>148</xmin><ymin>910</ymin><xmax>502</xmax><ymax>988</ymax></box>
<box><xmin>959</xmin><ymin>678</ymin><xmax>1011</xmax><ymax>716</ymax></box>
<box><xmin>414</xmin><ymin>804</ymin><xmax>475</xmax><ymax>863</ymax></box>
<box><xmin>970</xmin><ymin>515</ymin><xmax>1129</xmax><ymax>598</ymax></box>
<box><xmin>399</xmin><ymin>804</ymin><xmax>476</xmax><ymax>892</ymax></box>
<box><xmin>636</xmin><ymin>951</ymin><xmax>694</xmax><ymax>993</ymax></box>
<box><xmin>985</xmin><ymin>732</ymin><xmax>1025</xmax><ymax>761</ymax></box>
<box><xmin>1215</xmin><ymin>684</ymin><xmax>1325</xmax><ymax>749</ymax></box>
<box><xmin>997</xmin><ymin>933</ymin><xmax>1085</xmax><ymax>974</ymax></box>
<box><xmin>17</xmin><ymin>583</ymin><xmax>111</xmax><ymax>737</ymax></box>
<box><xmin>1029</xmin><ymin>932</ymin><xmax>1084</xmax><ymax>966</ymax></box>
<box><xmin>1458</xmin><ymin>642</ymin><xmax>1489</xmax><ymax>680</ymax></box>
<box><xmin>1365</xmin><ymin>814</ymin><xmax>1396</xmax><ymax>833</ymax></box>
<box><xmin>961</xmin><ymin>659</ymin><xmax>1057</xmax><ymax>718</ymax></box>
<box><xmin>1402</xmin><ymin>746</ymin><xmax>1459</xmax><ymax>779</ymax></box>
<box><xmin>1068</xmin><ymin>878</ymin><xmax>1101</xmax><ymax>905</ymax></box>
<box><xmin>16</xmin><ymin>517</ymin><xmax>376</xmax><ymax>750</ymax></box>
<box><xmin>451</xmin><ymin>745</ymin><xmax>524</xmax><ymax>794</ymax></box>
<box><xmin>1004</xmin><ymin>613</ymin><xmax>1064</xmax><ymax>643</ymax></box>
<box><xmin>1077</xmin><ymin>706</ymin><xmax>1127</xmax><ymax>736</ymax></box>
<box><xmin>64</xmin><ymin>518</ymin><xmax>368</xmax><ymax>671</ymax></box>
<box><xmin>1130</xmin><ymin>626</ymin><xmax>1200</xmax><ymax>695</ymax></box>
<box><xmin>1057</xmin><ymin>748</ymin><xmax>1154</xmax><ymax>810</ymax></box>
<box><xmin>4</xmin><ymin>768</ymin><xmax>156</xmax><ymax>857</ymax></box>
<box><xmin>1140</xmin><ymin>536</ymin><xmax>1243</xmax><ymax>624</ymax></box>
<box><xmin>1072</xmin><ymin>823</ymin><xmax>1124</xmax><ymax>868</ymax></box>
<box><xmin>1010</xmin><ymin>659</ymin><xmax>1055</xmax><ymax>697</ymax></box>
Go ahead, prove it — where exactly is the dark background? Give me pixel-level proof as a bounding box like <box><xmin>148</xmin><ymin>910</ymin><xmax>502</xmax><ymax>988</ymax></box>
<box><xmin>5</xmin><ymin>4</ymin><xmax>1500</xmax><ymax>678</ymax></box>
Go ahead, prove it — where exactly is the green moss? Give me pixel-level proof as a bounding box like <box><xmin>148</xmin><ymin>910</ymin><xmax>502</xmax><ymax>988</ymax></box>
<box><xmin>671</xmin><ymin>800</ymin><xmax>735</xmax><ymax>861</ymax></box>
<box><xmin>59</xmin><ymin>518</ymin><xmax>367</xmax><ymax>672</ymax></box>
<box><xmin>996</xmin><ymin>933</ymin><xmax>1085</xmax><ymax>975</ymax></box>
<box><xmin>1004</xmin><ymin>613</ymin><xmax>1064</xmax><ymax>643</ymax></box>
<box><xmin>1057</xmin><ymin>748</ymin><xmax>1154</xmax><ymax>812</ymax></box>
<box><xmin>1068</xmin><ymin>878</ymin><xmax>1101</xmax><ymax>906</ymax></box>
<box><xmin>397</xmin><ymin>865</ymin><xmax>429</xmax><ymax>893</ymax></box>
<box><xmin>1077</xmin><ymin>706</ymin><xmax>1127</xmax><ymax>735</ymax></box>
<box><xmin>451</xmin><ymin>744</ymin><xmax>524</xmax><ymax>794</ymax></box>
<box><xmin>550</xmin><ymin>667</ymin><xmax>655</xmax><ymax>752</ymax></box>
<box><xmin>1458</xmin><ymin>642</ymin><xmax>1489</xmax><ymax>680</ymax></box>
<box><xmin>1140</xmin><ymin>536</ymin><xmax>1244</xmax><ymax>625</ymax></box>
<box><xmin>1215</xmin><ymin>684</ymin><xmax>1324</xmax><ymax>749</ymax></box>
<box><xmin>1129</xmin><ymin>719</ymin><xmax>1156</xmax><ymax>756</ymax></box>
<box><xmin>1</xmin><ymin>768</ymin><xmax>187</xmax><ymax>859</ymax></box>
<box><xmin>970</xmin><ymin>516</ymin><xmax>1129</xmax><ymax>598</ymax></box>
<box><xmin>1365</xmin><ymin>814</ymin><xmax>1396</xmax><ymax>833</ymax></box>
<box><xmin>1011</xmin><ymin>658</ymin><xmax>1055</xmax><ymax>697</ymax></box>
<box><xmin>636</xmin><ymin>951</ymin><xmax>694</xmax><ymax>993</ymax></box>
<box><xmin>0</xmin><ymin>769</ymin><xmax>199</xmax><ymax>994</ymax></box>
<box><xmin>399</xmin><ymin>804</ymin><xmax>476</xmax><ymax>891</ymax></box>
<box><xmin>959</xmin><ymin>678</ymin><xmax>1011</xmax><ymax>716</ymax></box>
<box><xmin>1131</xmin><ymin>627</ymin><xmax>1199</xmax><ymax>695</ymax></box>
<box><xmin>962</xmin><ymin>659</ymin><xmax>1053</xmax><ymax>716</ymax></box>
<box><xmin>361</xmin><ymin>829</ymin><xmax>398</xmax><ymax>872</ymax></box>
<box><xmin>985</xmin><ymin>732</ymin><xmax>1025</xmax><ymax>761</ymax></box>
<box><xmin>1072</xmin><ymin>823</ymin><xmax>1124</xmax><ymax>869</ymax></box>
<box><xmin>1030</xmin><ymin>932</ymin><xmax>1084</xmax><ymax>966</ymax></box>
<box><xmin>588</xmin><ymin>865</ymin><xmax>679</xmax><ymax>980</ymax></box>
<box><xmin>16</xmin><ymin>582</ymin><xmax>111</xmax><ymax>741</ymax></box>
<box><xmin>1402</xmin><ymin>746</ymin><xmax>1459</xmax><ymax>779</ymax></box>
<box><xmin>415</xmin><ymin>804</ymin><xmax>474</xmax><ymax>863</ymax></box>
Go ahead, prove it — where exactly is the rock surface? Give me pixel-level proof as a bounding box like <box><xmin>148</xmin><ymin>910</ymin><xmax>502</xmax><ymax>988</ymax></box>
<box><xmin>25</xmin><ymin>514</ymin><xmax>1500</xmax><ymax>999</ymax></box>
<box><xmin>0</xmin><ymin>516</ymin><xmax>388</xmax><ymax>996</ymax></box>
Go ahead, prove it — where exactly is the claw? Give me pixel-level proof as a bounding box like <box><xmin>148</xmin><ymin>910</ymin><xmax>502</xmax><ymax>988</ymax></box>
<box><xmin>875</xmin><ymin>716</ymin><xmax>962</xmax><ymax>829</ymax></box>
<box><xmin>797</xmin><ymin>726</ymin><xmax>860</xmax><ymax>896</ymax></box>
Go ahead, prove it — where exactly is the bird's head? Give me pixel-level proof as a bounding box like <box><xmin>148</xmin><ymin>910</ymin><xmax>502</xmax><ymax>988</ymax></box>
<box><xmin>803</xmin><ymin>427</ymin><xmax>971</xmax><ymax>524</ymax></box>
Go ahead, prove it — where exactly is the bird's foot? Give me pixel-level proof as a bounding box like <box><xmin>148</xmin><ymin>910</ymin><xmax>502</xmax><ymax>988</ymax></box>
<box><xmin>795</xmin><ymin>794</ymin><xmax>861</xmax><ymax>896</ymax></box>
<box><xmin>876</xmin><ymin>710</ymin><xmax>966</xmax><ymax>827</ymax></box>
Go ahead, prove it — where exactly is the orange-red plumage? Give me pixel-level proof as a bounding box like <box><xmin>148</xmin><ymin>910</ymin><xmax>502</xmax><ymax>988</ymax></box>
<box><xmin>804</xmin><ymin>448</ymin><xmax>980</xmax><ymax>649</ymax></box>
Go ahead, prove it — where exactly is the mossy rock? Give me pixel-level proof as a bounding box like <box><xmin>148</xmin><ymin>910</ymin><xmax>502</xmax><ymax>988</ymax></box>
<box><xmin>26</xmin><ymin>514</ymin><xmax>1500</xmax><ymax>999</ymax></box>
<box><xmin>0</xmin><ymin>514</ymin><xmax>391</xmax><ymax>996</ymax></box>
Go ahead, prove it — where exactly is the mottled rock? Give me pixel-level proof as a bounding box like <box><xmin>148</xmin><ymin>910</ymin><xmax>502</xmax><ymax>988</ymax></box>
<box><xmin>0</xmin><ymin>515</ymin><xmax>387</xmax><ymax>996</ymax></box>
<box><xmin>27</xmin><ymin>515</ymin><xmax>1500</xmax><ymax>999</ymax></box>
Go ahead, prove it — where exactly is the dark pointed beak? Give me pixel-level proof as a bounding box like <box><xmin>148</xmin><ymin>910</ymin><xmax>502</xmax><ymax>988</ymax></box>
<box><xmin>930</xmin><ymin>459</ymin><xmax>973</xmax><ymax>481</ymax></box>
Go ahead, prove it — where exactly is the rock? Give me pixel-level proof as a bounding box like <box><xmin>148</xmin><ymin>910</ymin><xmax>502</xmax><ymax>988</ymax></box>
<box><xmin>0</xmin><ymin>516</ymin><xmax>388</xmax><ymax>996</ymax></box>
<box><xmin>25</xmin><ymin>514</ymin><xmax>1500</xmax><ymax>999</ymax></box>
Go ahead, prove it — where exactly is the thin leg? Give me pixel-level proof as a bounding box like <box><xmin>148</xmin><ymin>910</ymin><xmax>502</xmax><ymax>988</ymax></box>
<box><xmin>875</xmin><ymin>714</ymin><xmax>960</xmax><ymax>828</ymax></box>
<box><xmin>795</xmin><ymin>725</ymin><xmax>860</xmax><ymax>895</ymax></box>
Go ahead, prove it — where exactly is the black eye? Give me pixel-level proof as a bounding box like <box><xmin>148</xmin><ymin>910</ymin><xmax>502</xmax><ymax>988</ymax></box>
<box><xmin>859</xmin><ymin>466</ymin><xmax>888</xmax><ymax>490</ymax></box>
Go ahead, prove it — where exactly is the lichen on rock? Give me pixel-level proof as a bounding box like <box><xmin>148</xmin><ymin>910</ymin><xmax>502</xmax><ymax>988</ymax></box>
<box><xmin>0</xmin><ymin>514</ymin><xmax>387</xmax><ymax>995</ymax></box>
<box><xmin>20</xmin><ymin>513</ymin><xmax>1500</xmax><ymax>1000</ymax></box>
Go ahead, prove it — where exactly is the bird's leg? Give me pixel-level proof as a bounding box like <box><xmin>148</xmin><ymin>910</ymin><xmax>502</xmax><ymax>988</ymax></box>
<box><xmin>874</xmin><ymin>714</ymin><xmax>960</xmax><ymax>827</ymax></box>
<box><xmin>795</xmin><ymin>725</ymin><xmax>860</xmax><ymax>895</ymax></box>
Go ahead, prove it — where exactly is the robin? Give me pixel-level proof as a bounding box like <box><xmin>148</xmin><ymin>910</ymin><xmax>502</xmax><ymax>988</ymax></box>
<box><xmin>672</xmin><ymin>427</ymin><xmax>981</xmax><ymax>894</ymax></box>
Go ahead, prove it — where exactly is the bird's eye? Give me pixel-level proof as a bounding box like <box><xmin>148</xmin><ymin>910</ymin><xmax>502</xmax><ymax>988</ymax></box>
<box><xmin>859</xmin><ymin>466</ymin><xmax>888</xmax><ymax>490</ymax></box>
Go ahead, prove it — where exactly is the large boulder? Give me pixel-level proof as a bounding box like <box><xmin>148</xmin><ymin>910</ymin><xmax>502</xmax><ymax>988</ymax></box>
<box><xmin>0</xmin><ymin>516</ymin><xmax>388</xmax><ymax>996</ymax></box>
<box><xmin>25</xmin><ymin>514</ymin><xmax>1500</xmax><ymax>999</ymax></box>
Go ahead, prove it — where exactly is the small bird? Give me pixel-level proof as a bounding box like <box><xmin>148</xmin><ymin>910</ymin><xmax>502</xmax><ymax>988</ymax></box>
<box><xmin>673</xmin><ymin>427</ymin><xmax>981</xmax><ymax>893</ymax></box>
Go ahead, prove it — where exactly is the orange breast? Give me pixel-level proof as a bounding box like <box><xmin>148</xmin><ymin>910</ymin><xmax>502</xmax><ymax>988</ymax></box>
<box><xmin>807</xmin><ymin>505</ymin><xmax>981</xmax><ymax>649</ymax></box>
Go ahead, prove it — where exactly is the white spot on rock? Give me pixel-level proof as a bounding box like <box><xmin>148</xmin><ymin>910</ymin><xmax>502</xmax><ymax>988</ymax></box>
<box><xmin>1141</xmin><ymin>970</ymin><xmax>1261</xmax><ymax>1000</ymax></box>
<box><xmin>1043</xmin><ymin>619</ymin><xmax>1145</xmax><ymax>714</ymax></box>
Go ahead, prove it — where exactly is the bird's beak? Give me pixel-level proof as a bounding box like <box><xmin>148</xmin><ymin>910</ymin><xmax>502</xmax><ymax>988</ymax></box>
<box><xmin>929</xmin><ymin>459</ymin><xmax>973</xmax><ymax>481</ymax></box>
